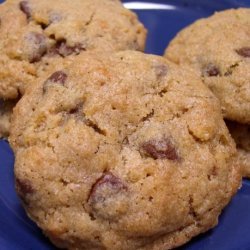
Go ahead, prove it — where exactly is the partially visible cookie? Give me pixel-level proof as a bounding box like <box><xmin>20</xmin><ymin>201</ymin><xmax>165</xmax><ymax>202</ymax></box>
<box><xmin>226</xmin><ymin>121</ymin><xmax>250</xmax><ymax>178</ymax></box>
<box><xmin>10</xmin><ymin>51</ymin><xmax>241</xmax><ymax>250</ymax></box>
<box><xmin>165</xmin><ymin>8</ymin><xmax>250</xmax><ymax>124</ymax></box>
<box><xmin>0</xmin><ymin>0</ymin><xmax>147</xmax><ymax>137</ymax></box>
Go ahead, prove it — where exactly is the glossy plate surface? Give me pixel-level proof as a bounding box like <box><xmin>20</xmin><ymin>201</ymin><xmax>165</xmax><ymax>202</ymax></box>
<box><xmin>1</xmin><ymin>1</ymin><xmax>250</xmax><ymax>249</ymax></box>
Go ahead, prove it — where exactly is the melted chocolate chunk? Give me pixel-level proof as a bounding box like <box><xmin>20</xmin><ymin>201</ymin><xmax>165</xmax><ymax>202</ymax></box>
<box><xmin>236</xmin><ymin>47</ymin><xmax>250</xmax><ymax>58</ymax></box>
<box><xmin>202</xmin><ymin>64</ymin><xmax>220</xmax><ymax>77</ymax></box>
<box><xmin>16</xmin><ymin>178</ymin><xmax>34</xmax><ymax>203</ymax></box>
<box><xmin>87</xmin><ymin>172</ymin><xmax>128</xmax><ymax>220</ymax></box>
<box><xmin>88</xmin><ymin>172</ymin><xmax>127</xmax><ymax>204</ymax></box>
<box><xmin>43</xmin><ymin>71</ymin><xmax>67</xmax><ymax>93</ymax></box>
<box><xmin>141</xmin><ymin>137</ymin><xmax>179</xmax><ymax>160</ymax></box>
<box><xmin>49</xmin><ymin>39</ymin><xmax>85</xmax><ymax>57</ymax></box>
<box><xmin>47</xmin><ymin>71</ymin><xmax>67</xmax><ymax>84</ymax></box>
<box><xmin>27</xmin><ymin>32</ymin><xmax>47</xmax><ymax>63</ymax></box>
<box><xmin>19</xmin><ymin>1</ymin><xmax>31</xmax><ymax>19</ymax></box>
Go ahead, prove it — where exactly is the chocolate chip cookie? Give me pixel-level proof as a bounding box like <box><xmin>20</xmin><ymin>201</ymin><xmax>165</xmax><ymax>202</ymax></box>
<box><xmin>164</xmin><ymin>8</ymin><xmax>250</xmax><ymax>124</ymax></box>
<box><xmin>0</xmin><ymin>0</ymin><xmax>146</xmax><ymax>137</ymax></box>
<box><xmin>10</xmin><ymin>51</ymin><xmax>241</xmax><ymax>250</ymax></box>
<box><xmin>226</xmin><ymin>121</ymin><xmax>250</xmax><ymax>178</ymax></box>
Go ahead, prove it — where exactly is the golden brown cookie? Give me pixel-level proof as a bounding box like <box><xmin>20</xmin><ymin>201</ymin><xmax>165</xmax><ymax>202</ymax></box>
<box><xmin>0</xmin><ymin>0</ymin><xmax>146</xmax><ymax>137</ymax></box>
<box><xmin>10</xmin><ymin>51</ymin><xmax>241</xmax><ymax>250</ymax></box>
<box><xmin>165</xmin><ymin>8</ymin><xmax>250</xmax><ymax>124</ymax></box>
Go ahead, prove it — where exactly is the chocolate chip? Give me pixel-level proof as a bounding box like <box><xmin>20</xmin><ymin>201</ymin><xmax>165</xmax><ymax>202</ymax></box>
<box><xmin>49</xmin><ymin>39</ymin><xmax>85</xmax><ymax>57</ymax></box>
<box><xmin>88</xmin><ymin>172</ymin><xmax>127</xmax><ymax>204</ymax></box>
<box><xmin>16</xmin><ymin>178</ymin><xmax>34</xmax><ymax>203</ymax></box>
<box><xmin>19</xmin><ymin>1</ymin><xmax>31</xmax><ymax>20</ymax></box>
<box><xmin>141</xmin><ymin>137</ymin><xmax>179</xmax><ymax>160</ymax></box>
<box><xmin>47</xmin><ymin>71</ymin><xmax>67</xmax><ymax>84</ymax></box>
<box><xmin>236</xmin><ymin>47</ymin><xmax>250</xmax><ymax>58</ymax></box>
<box><xmin>58</xmin><ymin>41</ymin><xmax>81</xmax><ymax>56</ymax></box>
<box><xmin>87</xmin><ymin>172</ymin><xmax>128</xmax><ymax>220</ymax></box>
<box><xmin>202</xmin><ymin>64</ymin><xmax>220</xmax><ymax>77</ymax></box>
<box><xmin>26</xmin><ymin>32</ymin><xmax>47</xmax><ymax>63</ymax></box>
<box><xmin>154</xmin><ymin>64</ymin><xmax>168</xmax><ymax>79</ymax></box>
<box><xmin>43</xmin><ymin>71</ymin><xmax>67</xmax><ymax>93</ymax></box>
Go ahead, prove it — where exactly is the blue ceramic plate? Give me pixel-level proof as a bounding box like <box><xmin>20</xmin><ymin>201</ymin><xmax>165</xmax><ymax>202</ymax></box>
<box><xmin>1</xmin><ymin>1</ymin><xmax>250</xmax><ymax>249</ymax></box>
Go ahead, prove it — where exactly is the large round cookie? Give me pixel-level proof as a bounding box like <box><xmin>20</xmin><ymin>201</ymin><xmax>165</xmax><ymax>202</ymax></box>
<box><xmin>10</xmin><ymin>51</ymin><xmax>241</xmax><ymax>250</ymax></box>
<box><xmin>164</xmin><ymin>8</ymin><xmax>250</xmax><ymax>124</ymax></box>
<box><xmin>0</xmin><ymin>0</ymin><xmax>146</xmax><ymax>136</ymax></box>
<box><xmin>226</xmin><ymin>121</ymin><xmax>250</xmax><ymax>178</ymax></box>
